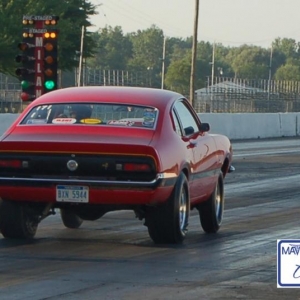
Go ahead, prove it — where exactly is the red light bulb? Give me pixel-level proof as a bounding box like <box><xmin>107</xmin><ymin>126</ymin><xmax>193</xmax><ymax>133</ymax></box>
<box><xmin>20</xmin><ymin>92</ymin><xmax>30</xmax><ymax>101</ymax></box>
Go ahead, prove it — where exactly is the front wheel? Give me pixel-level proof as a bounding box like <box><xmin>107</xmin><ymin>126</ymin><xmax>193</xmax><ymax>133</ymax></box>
<box><xmin>198</xmin><ymin>172</ymin><xmax>224</xmax><ymax>233</ymax></box>
<box><xmin>60</xmin><ymin>209</ymin><xmax>83</xmax><ymax>229</ymax></box>
<box><xmin>0</xmin><ymin>200</ymin><xmax>38</xmax><ymax>239</ymax></box>
<box><xmin>145</xmin><ymin>172</ymin><xmax>190</xmax><ymax>244</ymax></box>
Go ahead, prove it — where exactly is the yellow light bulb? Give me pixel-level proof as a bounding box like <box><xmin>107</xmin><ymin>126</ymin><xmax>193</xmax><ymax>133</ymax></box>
<box><xmin>45</xmin><ymin>69</ymin><xmax>53</xmax><ymax>76</ymax></box>
<box><xmin>45</xmin><ymin>56</ymin><xmax>54</xmax><ymax>64</ymax></box>
<box><xmin>44</xmin><ymin>43</ymin><xmax>54</xmax><ymax>51</ymax></box>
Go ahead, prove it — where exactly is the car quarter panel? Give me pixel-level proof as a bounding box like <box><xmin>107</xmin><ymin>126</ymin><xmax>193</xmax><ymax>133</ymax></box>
<box><xmin>188</xmin><ymin>132</ymin><xmax>220</xmax><ymax>203</ymax></box>
<box><xmin>147</xmin><ymin>96</ymin><xmax>197</xmax><ymax>173</ymax></box>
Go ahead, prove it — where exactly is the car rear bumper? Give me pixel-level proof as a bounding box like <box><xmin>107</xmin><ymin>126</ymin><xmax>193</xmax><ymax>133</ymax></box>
<box><xmin>0</xmin><ymin>173</ymin><xmax>177</xmax><ymax>205</ymax></box>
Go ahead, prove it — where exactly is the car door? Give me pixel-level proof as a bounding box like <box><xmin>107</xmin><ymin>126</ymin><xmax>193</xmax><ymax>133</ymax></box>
<box><xmin>173</xmin><ymin>100</ymin><xmax>217</xmax><ymax>202</ymax></box>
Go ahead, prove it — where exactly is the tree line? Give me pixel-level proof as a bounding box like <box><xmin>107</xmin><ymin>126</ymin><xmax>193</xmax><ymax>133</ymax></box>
<box><xmin>1</xmin><ymin>0</ymin><xmax>300</xmax><ymax>95</ymax></box>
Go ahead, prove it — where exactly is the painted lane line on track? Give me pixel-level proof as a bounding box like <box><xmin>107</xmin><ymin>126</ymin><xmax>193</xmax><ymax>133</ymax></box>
<box><xmin>234</xmin><ymin>149</ymin><xmax>300</xmax><ymax>157</ymax></box>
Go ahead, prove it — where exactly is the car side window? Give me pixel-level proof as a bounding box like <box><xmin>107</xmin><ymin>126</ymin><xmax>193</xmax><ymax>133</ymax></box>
<box><xmin>171</xmin><ymin>110</ymin><xmax>183</xmax><ymax>136</ymax></box>
<box><xmin>174</xmin><ymin>100</ymin><xmax>199</xmax><ymax>136</ymax></box>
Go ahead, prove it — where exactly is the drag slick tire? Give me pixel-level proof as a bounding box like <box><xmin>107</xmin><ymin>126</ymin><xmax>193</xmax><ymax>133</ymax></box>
<box><xmin>198</xmin><ymin>172</ymin><xmax>224</xmax><ymax>233</ymax></box>
<box><xmin>0</xmin><ymin>200</ymin><xmax>38</xmax><ymax>239</ymax></box>
<box><xmin>145</xmin><ymin>172</ymin><xmax>190</xmax><ymax>244</ymax></box>
<box><xmin>60</xmin><ymin>209</ymin><xmax>83</xmax><ymax>229</ymax></box>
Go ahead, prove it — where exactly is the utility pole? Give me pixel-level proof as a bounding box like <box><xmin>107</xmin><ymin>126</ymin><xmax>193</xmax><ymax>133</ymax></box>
<box><xmin>161</xmin><ymin>36</ymin><xmax>166</xmax><ymax>89</ymax></box>
<box><xmin>211</xmin><ymin>42</ymin><xmax>215</xmax><ymax>86</ymax></box>
<box><xmin>209</xmin><ymin>42</ymin><xmax>216</xmax><ymax>113</ymax></box>
<box><xmin>189</xmin><ymin>0</ymin><xmax>199</xmax><ymax>106</ymax></box>
<box><xmin>268</xmin><ymin>45</ymin><xmax>273</xmax><ymax>101</ymax></box>
<box><xmin>78</xmin><ymin>26</ymin><xmax>84</xmax><ymax>87</ymax></box>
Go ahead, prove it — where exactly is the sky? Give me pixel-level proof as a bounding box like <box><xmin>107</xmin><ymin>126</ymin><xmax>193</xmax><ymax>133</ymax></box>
<box><xmin>89</xmin><ymin>0</ymin><xmax>300</xmax><ymax>48</ymax></box>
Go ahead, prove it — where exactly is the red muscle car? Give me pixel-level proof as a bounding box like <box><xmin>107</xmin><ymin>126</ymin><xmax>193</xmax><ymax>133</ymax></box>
<box><xmin>0</xmin><ymin>86</ymin><xmax>234</xmax><ymax>244</ymax></box>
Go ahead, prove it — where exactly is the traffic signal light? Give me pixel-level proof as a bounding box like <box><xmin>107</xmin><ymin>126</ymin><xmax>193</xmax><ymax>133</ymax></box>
<box><xmin>15</xmin><ymin>32</ymin><xmax>36</xmax><ymax>101</ymax></box>
<box><xmin>43</xmin><ymin>30</ymin><xmax>58</xmax><ymax>93</ymax></box>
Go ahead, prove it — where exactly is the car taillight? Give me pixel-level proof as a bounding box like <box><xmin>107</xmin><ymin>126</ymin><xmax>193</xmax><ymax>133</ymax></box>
<box><xmin>0</xmin><ymin>159</ymin><xmax>23</xmax><ymax>168</ymax></box>
<box><xmin>123</xmin><ymin>163</ymin><xmax>151</xmax><ymax>172</ymax></box>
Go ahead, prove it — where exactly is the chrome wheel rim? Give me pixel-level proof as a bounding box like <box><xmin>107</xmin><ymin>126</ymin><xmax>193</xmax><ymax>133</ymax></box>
<box><xmin>179</xmin><ymin>187</ymin><xmax>187</xmax><ymax>231</ymax></box>
<box><xmin>215</xmin><ymin>183</ymin><xmax>222</xmax><ymax>223</ymax></box>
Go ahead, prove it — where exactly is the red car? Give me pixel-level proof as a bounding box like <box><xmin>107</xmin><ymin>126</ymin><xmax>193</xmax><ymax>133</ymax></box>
<box><xmin>0</xmin><ymin>86</ymin><xmax>234</xmax><ymax>244</ymax></box>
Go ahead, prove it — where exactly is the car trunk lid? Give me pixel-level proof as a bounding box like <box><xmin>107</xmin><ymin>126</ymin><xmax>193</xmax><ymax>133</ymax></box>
<box><xmin>0</xmin><ymin>125</ymin><xmax>159</xmax><ymax>182</ymax></box>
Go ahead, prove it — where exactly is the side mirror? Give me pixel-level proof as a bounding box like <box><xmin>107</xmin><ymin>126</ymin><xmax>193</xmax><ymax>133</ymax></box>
<box><xmin>200</xmin><ymin>122</ymin><xmax>210</xmax><ymax>132</ymax></box>
<box><xmin>184</xmin><ymin>126</ymin><xmax>195</xmax><ymax>136</ymax></box>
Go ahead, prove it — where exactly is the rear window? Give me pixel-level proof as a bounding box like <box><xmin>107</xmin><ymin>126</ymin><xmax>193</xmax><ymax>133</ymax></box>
<box><xmin>21</xmin><ymin>103</ymin><xmax>158</xmax><ymax>129</ymax></box>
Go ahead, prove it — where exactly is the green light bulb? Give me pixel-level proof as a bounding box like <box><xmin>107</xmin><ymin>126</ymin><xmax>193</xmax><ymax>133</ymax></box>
<box><xmin>21</xmin><ymin>80</ymin><xmax>30</xmax><ymax>89</ymax></box>
<box><xmin>44</xmin><ymin>80</ymin><xmax>55</xmax><ymax>90</ymax></box>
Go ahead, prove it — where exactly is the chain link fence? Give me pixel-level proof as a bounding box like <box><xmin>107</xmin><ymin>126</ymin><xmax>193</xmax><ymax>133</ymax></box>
<box><xmin>83</xmin><ymin>68</ymin><xmax>152</xmax><ymax>87</ymax></box>
<box><xmin>0</xmin><ymin>74</ymin><xmax>22</xmax><ymax>113</ymax></box>
<box><xmin>194</xmin><ymin>77</ymin><xmax>300</xmax><ymax>113</ymax></box>
<box><xmin>2</xmin><ymin>71</ymin><xmax>300</xmax><ymax>113</ymax></box>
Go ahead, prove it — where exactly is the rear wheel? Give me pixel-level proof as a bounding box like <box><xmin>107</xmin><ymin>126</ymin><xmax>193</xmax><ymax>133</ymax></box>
<box><xmin>0</xmin><ymin>200</ymin><xmax>38</xmax><ymax>239</ymax></box>
<box><xmin>145</xmin><ymin>172</ymin><xmax>190</xmax><ymax>244</ymax></box>
<box><xmin>198</xmin><ymin>172</ymin><xmax>224</xmax><ymax>233</ymax></box>
<box><xmin>60</xmin><ymin>209</ymin><xmax>83</xmax><ymax>229</ymax></box>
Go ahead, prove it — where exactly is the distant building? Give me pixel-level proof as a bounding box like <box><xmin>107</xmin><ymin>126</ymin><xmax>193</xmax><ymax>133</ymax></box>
<box><xmin>195</xmin><ymin>80</ymin><xmax>276</xmax><ymax>113</ymax></box>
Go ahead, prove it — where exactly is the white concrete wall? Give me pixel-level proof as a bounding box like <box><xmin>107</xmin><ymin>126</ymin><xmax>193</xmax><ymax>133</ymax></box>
<box><xmin>1</xmin><ymin>113</ymin><xmax>300</xmax><ymax>140</ymax></box>
<box><xmin>0</xmin><ymin>114</ymin><xmax>18</xmax><ymax>136</ymax></box>
<box><xmin>198</xmin><ymin>113</ymin><xmax>300</xmax><ymax>140</ymax></box>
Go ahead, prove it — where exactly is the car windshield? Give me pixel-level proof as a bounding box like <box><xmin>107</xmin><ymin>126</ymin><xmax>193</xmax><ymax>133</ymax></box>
<box><xmin>21</xmin><ymin>103</ymin><xmax>158</xmax><ymax>129</ymax></box>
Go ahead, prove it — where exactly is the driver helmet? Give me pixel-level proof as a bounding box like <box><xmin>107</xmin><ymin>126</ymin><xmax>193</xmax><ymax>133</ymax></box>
<box><xmin>71</xmin><ymin>105</ymin><xmax>92</xmax><ymax>120</ymax></box>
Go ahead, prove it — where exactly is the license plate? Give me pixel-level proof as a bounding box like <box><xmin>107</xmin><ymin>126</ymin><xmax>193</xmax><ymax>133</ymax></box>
<box><xmin>56</xmin><ymin>185</ymin><xmax>89</xmax><ymax>203</ymax></box>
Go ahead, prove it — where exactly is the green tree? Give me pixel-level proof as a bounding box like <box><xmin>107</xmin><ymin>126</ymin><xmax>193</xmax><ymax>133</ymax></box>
<box><xmin>127</xmin><ymin>25</ymin><xmax>165</xmax><ymax>87</ymax></box>
<box><xmin>271</xmin><ymin>38</ymin><xmax>300</xmax><ymax>79</ymax></box>
<box><xmin>57</xmin><ymin>0</ymin><xmax>98</xmax><ymax>70</ymax></box>
<box><xmin>165</xmin><ymin>57</ymin><xmax>191</xmax><ymax>95</ymax></box>
<box><xmin>0</xmin><ymin>0</ymin><xmax>26</xmax><ymax>74</ymax></box>
<box><xmin>0</xmin><ymin>0</ymin><xmax>98</xmax><ymax>75</ymax></box>
<box><xmin>128</xmin><ymin>25</ymin><xmax>164</xmax><ymax>70</ymax></box>
<box><xmin>272</xmin><ymin>38</ymin><xmax>300</xmax><ymax>60</ymax></box>
<box><xmin>196</xmin><ymin>42</ymin><xmax>233</xmax><ymax>83</ymax></box>
<box><xmin>274</xmin><ymin>59</ymin><xmax>300</xmax><ymax>81</ymax></box>
<box><xmin>213</xmin><ymin>44</ymin><xmax>233</xmax><ymax>78</ymax></box>
<box><xmin>228</xmin><ymin>45</ymin><xmax>270</xmax><ymax>79</ymax></box>
<box><xmin>165</xmin><ymin>49</ymin><xmax>209</xmax><ymax>94</ymax></box>
<box><xmin>166</xmin><ymin>37</ymin><xmax>192</xmax><ymax>65</ymax></box>
<box><xmin>87</xmin><ymin>26</ymin><xmax>132</xmax><ymax>70</ymax></box>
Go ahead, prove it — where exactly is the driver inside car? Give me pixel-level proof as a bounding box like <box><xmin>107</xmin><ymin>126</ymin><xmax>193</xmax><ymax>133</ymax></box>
<box><xmin>70</xmin><ymin>105</ymin><xmax>92</xmax><ymax>122</ymax></box>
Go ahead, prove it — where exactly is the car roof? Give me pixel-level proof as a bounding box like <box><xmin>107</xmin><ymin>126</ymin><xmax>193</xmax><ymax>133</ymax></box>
<box><xmin>33</xmin><ymin>86</ymin><xmax>185</xmax><ymax>109</ymax></box>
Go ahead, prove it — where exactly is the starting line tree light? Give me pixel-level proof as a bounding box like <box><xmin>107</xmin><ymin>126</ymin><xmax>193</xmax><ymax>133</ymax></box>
<box><xmin>15</xmin><ymin>15</ymin><xmax>59</xmax><ymax>101</ymax></box>
<box><xmin>15</xmin><ymin>33</ymin><xmax>35</xmax><ymax>101</ymax></box>
<box><xmin>43</xmin><ymin>29</ymin><xmax>58</xmax><ymax>93</ymax></box>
